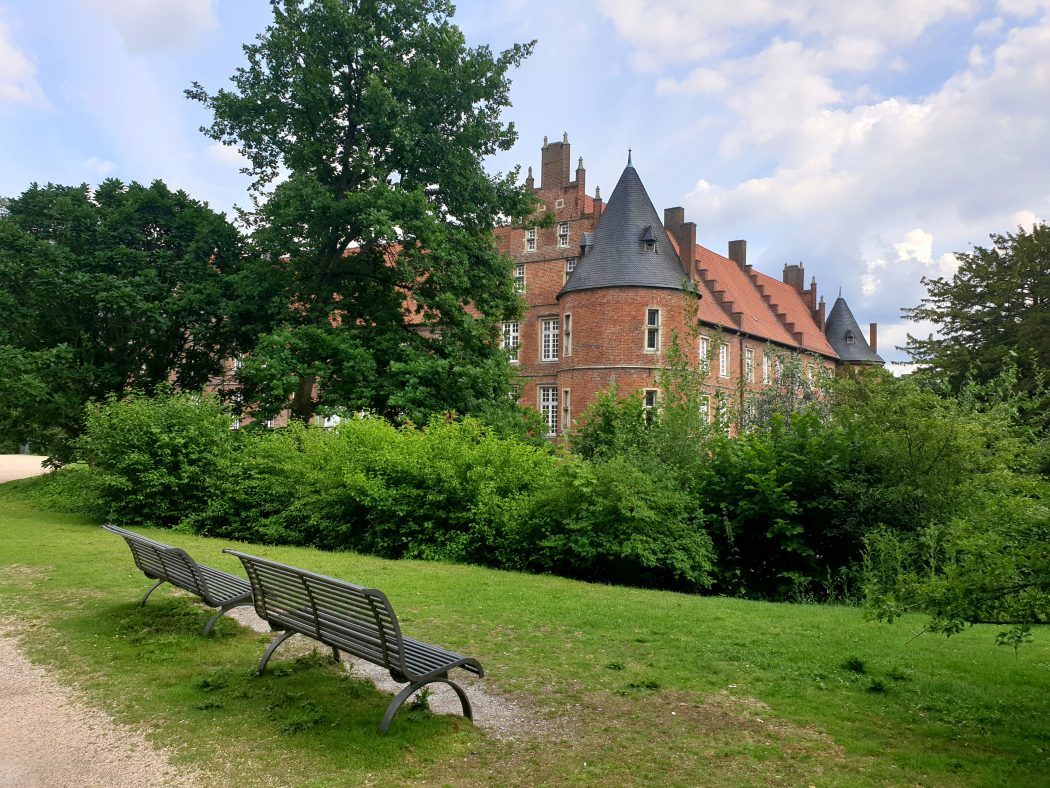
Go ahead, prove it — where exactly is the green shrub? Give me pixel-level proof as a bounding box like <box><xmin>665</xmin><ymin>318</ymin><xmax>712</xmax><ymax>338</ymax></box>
<box><xmin>3</xmin><ymin>463</ymin><xmax>108</xmax><ymax>516</ymax></box>
<box><xmin>78</xmin><ymin>389</ymin><xmax>234</xmax><ymax>526</ymax></box>
<box><xmin>518</xmin><ymin>454</ymin><xmax>715</xmax><ymax>591</ymax></box>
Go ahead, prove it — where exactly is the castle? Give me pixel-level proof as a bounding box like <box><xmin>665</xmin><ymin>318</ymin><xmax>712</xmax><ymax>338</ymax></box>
<box><xmin>493</xmin><ymin>134</ymin><xmax>883</xmax><ymax>435</ymax></box>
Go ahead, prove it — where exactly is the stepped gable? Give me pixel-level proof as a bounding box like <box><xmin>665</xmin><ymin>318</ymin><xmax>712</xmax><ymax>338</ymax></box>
<box><xmin>666</xmin><ymin>235</ymin><xmax>735</xmax><ymax>326</ymax></box>
<box><xmin>694</xmin><ymin>244</ymin><xmax>797</xmax><ymax>346</ymax></box>
<box><xmin>825</xmin><ymin>297</ymin><xmax>884</xmax><ymax>363</ymax></box>
<box><xmin>559</xmin><ymin>158</ymin><xmax>690</xmax><ymax>297</ymax></box>
<box><xmin>751</xmin><ymin>271</ymin><xmax>837</xmax><ymax>357</ymax></box>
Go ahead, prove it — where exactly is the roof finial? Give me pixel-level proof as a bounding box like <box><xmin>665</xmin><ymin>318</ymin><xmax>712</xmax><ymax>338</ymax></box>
<box><xmin>595</xmin><ymin>185</ymin><xmax>601</xmax><ymax>200</ymax></box>
<box><xmin>838</xmin><ymin>286</ymin><xmax>842</xmax><ymax>298</ymax></box>
<box><xmin>563</xmin><ymin>131</ymin><xmax>569</xmax><ymax>143</ymax></box>
<box><xmin>527</xmin><ymin>165</ymin><xmax>533</xmax><ymax>178</ymax></box>
<box><xmin>627</xmin><ymin>148</ymin><xmax>633</xmax><ymax>166</ymax></box>
<box><xmin>543</xmin><ymin>135</ymin><xmax>548</xmax><ymax>146</ymax></box>
<box><xmin>578</xmin><ymin>156</ymin><xmax>583</xmax><ymax>169</ymax></box>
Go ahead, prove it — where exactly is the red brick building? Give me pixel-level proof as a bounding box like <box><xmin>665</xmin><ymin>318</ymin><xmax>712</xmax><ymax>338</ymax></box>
<box><xmin>495</xmin><ymin>135</ymin><xmax>883</xmax><ymax>435</ymax></box>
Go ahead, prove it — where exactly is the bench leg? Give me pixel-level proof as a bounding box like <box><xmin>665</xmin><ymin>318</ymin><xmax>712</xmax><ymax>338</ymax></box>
<box><xmin>379</xmin><ymin>677</ymin><xmax>473</xmax><ymax>734</ymax></box>
<box><xmin>139</xmin><ymin>579</ymin><xmax>166</xmax><ymax>607</ymax></box>
<box><xmin>258</xmin><ymin>630</ymin><xmax>296</xmax><ymax>675</ymax></box>
<box><xmin>202</xmin><ymin>601</ymin><xmax>248</xmax><ymax>637</ymax></box>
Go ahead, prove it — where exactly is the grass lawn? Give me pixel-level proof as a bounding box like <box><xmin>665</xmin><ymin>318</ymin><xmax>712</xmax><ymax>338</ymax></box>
<box><xmin>1</xmin><ymin>488</ymin><xmax>1048</xmax><ymax>786</ymax></box>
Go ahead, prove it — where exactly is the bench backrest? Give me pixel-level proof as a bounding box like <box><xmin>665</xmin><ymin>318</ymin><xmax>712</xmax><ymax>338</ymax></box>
<box><xmin>224</xmin><ymin>549</ymin><xmax>410</xmax><ymax>679</ymax></box>
<box><xmin>103</xmin><ymin>524</ymin><xmax>212</xmax><ymax>601</ymax></box>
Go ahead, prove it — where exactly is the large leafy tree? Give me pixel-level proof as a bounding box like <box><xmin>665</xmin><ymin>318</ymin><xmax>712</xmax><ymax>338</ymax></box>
<box><xmin>186</xmin><ymin>0</ymin><xmax>534</xmax><ymax>423</ymax></box>
<box><xmin>0</xmin><ymin>180</ymin><xmax>243</xmax><ymax>461</ymax></box>
<box><xmin>902</xmin><ymin>223</ymin><xmax>1049</xmax><ymax>407</ymax></box>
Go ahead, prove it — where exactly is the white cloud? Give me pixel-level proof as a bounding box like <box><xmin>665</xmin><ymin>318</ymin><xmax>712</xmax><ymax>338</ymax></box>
<box><xmin>82</xmin><ymin>0</ymin><xmax>217</xmax><ymax>54</ymax></box>
<box><xmin>656</xmin><ymin>67</ymin><xmax>727</xmax><ymax>95</ymax></box>
<box><xmin>1012</xmin><ymin>209</ymin><xmax>1043</xmax><ymax>229</ymax></box>
<box><xmin>0</xmin><ymin>20</ymin><xmax>44</xmax><ymax>104</ymax></box>
<box><xmin>597</xmin><ymin>0</ymin><xmax>975</xmax><ymax>71</ymax></box>
<box><xmin>83</xmin><ymin>156</ymin><xmax>117</xmax><ymax>175</ymax></box>
<box><xmin>894</xmin><ymin>229</ymin><xmax>935</xmax><ymax>266</ymax></box>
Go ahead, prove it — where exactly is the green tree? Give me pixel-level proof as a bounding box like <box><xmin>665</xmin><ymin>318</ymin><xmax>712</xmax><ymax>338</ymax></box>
<box><xmin>0</xmin><ymin>181</ymin><xmax>243</xmax><ymax>462</ymax></box>
<box><xmin>902</xmin><ymin>222</ymin><xmax>1050</xmax><ymax>419</ymax></box>
<box><xmin>186</xmin><ymin>0</ymin><xmax>534</xmax><ymax>423</ymax></box>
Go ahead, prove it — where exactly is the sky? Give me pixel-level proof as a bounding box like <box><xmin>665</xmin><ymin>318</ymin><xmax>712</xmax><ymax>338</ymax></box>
<box><xmin>2</xmin><ymin>0</ymin><xmax>1048</xmax><ymax>369</ymax></box>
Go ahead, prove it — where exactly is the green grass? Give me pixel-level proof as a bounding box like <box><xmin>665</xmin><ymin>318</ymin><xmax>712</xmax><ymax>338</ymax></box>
<box><xmin>2</xmin><ymin>486</ymin><xmax>1049</xmax><ymax>786</ymax></box>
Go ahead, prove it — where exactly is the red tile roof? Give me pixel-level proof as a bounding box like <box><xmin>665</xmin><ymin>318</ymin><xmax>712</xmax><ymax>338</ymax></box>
<box><xmin>750</xmin><ymin>271</ymin><xmax>837</xmax><ymax>357</ymax></box>
<box><xmin>694</xmin><ymin>245</ymin><xmax>798</xmax><ymax>347</ymax></box>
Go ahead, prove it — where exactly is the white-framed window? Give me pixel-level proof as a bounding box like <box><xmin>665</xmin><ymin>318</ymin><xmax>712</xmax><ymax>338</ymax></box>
<box><xmin>558</xmin><ymin>222</ymin><xmax>569</xmax><ymax>248</ymax></box>
<box><xmin>776</xmin><ymin>357</ymin><xmax>784</xmax><ymax>380</ymax></box>
<box><xmin>762</xmin><ymin>354</ymin><xmax>771</xmax><ymax>384</ymax></box>
<box><xmin>539</xmin><ymin>386</ymin><xmax>558</xmax><ymax>436</ymax></box>
<box><xmin>562</xmin><ymin>388</ymin><xmax>571</xmax><ymax>432</ymax></box>
<box><xmin>645</xmin><ymin>308</ymin><xmax>661</xmax><ymax>352</ymax></box>
<box><xmin>263</xmin><ymin>418</ymin><xmax>275</xmax><ymax>429</ymax></box>
<box><xmin>719</xmin><ymin>342</ymin><xmax>729</xmax><ymax>377</ymax></box>
<box><xmin>230</xmin><ymin>417</ymin><xmax>241</xmax><ymax>431</ymax></box>
<box><xmin>502</xmin><ymin>321</ymin><xmax>520</xmax><ymax>364</ymax></box>
<box><xmin>716</xmin><ymin>396</ymin><xmax>730</xmax><ymax>432</ymax></box>
<box><xmin>807</xmin><ymin>362</ymin><xmax>814</xmax><ymax>385</ymax></box>
<box><xmin>526</xmin><ymin>227</ymin><xmax>537</xmax><ymax>252</ymax></box>
<box><xmin>644</xmin><ymin>389</ymin><xmax>658</xmax><ymax>425</ymax></box>
<box><xmin>232</xmin><ymin>356</ymin><xmax>244</xmax><ymax>371</ymax></box>
<box><xmin>563</xmin><ymin>313</ymin><xmax>572</xmax><ymax>356</ymax></box>
<box><xmin>700</xmin><ymin>336</ymin><xmax>710</xmax><ymax>369</ymax></box>
<box><xmin>514</xmin><ymin>264</ymin><xmax>525</xmax><ymax>293</ymax></box>
<box><xmin>565</xmin><ymin>257</ymin><xmax>576</xmax><ymax>282</ymax></box>
<box><xmin>745</xmin><ymin>348</ymin><xmax>755</xmax><ymax>382</ymax></box>
<box><xmin>541</xmin><ymin>317</ymin><xmax>559</xmax><ymax>361</ymax></box>
<box><xmin>699</xmin><ymin>395</ymin><xmax>710</xmax><ymax>424</ymax></box>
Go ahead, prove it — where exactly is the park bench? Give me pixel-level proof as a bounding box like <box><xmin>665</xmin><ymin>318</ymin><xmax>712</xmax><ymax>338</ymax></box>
<box><xmin>224</xmin><ymin>549</ymin><xmax>485</xmax><ymax>733</ymax></box>
<box><xmin>103</xmin><ymin>524</ymin><xmax>253</xmax><ymax>636</ymax></box>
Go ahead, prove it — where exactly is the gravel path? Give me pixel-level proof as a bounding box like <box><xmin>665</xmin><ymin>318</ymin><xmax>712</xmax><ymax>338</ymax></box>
<box><xmin>0</xmin><ymin>630</ymin><xmax>200</xmax><ymax>788</ymax></box>
<box><xmin>0</xmin><ymin>455</ymin><xmax>49</xmax><ymax>484</ymax></box>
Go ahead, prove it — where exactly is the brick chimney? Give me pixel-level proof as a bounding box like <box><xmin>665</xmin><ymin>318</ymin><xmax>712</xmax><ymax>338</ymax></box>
<box><xmin>664</xmin><ymin>206</ymin><xmax>696</xmax><ymax>281</ymax></box>
<box><xmin>869</xmin><ymin>323</ymin><xmax>878</xmax><ymax>353</ymax></box>
<box><xmin>541</xmin><ymin>133</ymin><xmax>571</xmax><ymax>188</ymax></box>
<box><xmin>817</xmin><ymin>296</ymin><xmax>826</xmax><ymax>330</ymax></box>
<box><xmin>783</xmin><ymin>262</ymin><xmax>805</xmax><ymax>292</ymax></box>
<box><xmin>728</xmin><ymin>239</ymin><xmax>747</xmax><ymax>269</ymax></box>
<box><xmin>575</xmin><ymin>156</ymin><xmax>585</xmax><ymax>194</ymax></box>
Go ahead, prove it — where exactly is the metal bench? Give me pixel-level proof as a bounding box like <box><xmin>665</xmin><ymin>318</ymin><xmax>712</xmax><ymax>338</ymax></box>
<box><xmin>224</xmin><ymin>549</ymin><xmax>485</xmax><ymax>733</ymax></box>
<box><xmin>103</xmin><ymin>524</ymin><xmax>253</xmax><ymax>636</ymax></box>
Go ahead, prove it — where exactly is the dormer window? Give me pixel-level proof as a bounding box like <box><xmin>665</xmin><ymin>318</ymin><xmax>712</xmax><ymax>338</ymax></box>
<box><xmin>639</xmin><ymin>225</ymin><xmax>657</xmax><ymax>252</ymax></box>
<box><xmin>844</xmin><ymin>329</ymin><xmax>856</xmax><ymax>345</ymax></box>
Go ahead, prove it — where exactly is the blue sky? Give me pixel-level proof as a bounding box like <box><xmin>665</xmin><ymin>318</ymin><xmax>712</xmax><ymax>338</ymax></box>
<box><xmin>2</xmin><ymin>1</ymin><xmax>1049</xmax><ymax>368</ymax></box>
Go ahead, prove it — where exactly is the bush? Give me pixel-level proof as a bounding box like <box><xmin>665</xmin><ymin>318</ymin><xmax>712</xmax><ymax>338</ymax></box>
<box><xmin>693</xmin><ymin>410</ymin><xmax>855</xmax><ymax>600</ymax></box>
<box><xmin>188</xmin><ymin>416</ymin><xmax>559</xmax><ymax>564</ymax></box>
<box><xmin>78</xmin><ymin>389</ymin><xmax>234</xmax><ymax>526</ymax></box>
<box><xmin>517</xmin><ymin>454</ymin><xmax>715</xmax><ymax>591</ymax></box>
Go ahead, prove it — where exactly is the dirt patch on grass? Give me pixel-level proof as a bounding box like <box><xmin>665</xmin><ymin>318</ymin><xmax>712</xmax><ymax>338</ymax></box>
<box><xmin>418</xmin><ymin>687</ymin><xmax>852</xmax><ymax>786</ymax></box>
<box><xmin>0</xmin><ymin>627</ymin><xmax>201</xmax><ymax>787</ymax></box>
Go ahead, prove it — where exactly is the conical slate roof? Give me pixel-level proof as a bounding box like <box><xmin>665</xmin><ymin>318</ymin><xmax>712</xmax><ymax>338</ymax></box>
<box><xmin>825</xmin><ymin>297</ymin><xmax>884</xmax><ymax>363</ymax></box>
<box><xmin>559</xmin><ymin>161</ymin><xmax>689</xmax><ymax>297</ymax></box>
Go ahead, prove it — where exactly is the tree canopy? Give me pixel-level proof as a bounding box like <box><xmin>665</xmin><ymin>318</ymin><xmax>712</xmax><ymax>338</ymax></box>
<box><xmin>902</xmin><ymin>222</ymin><xmax>1050</xmax><ymax>413</ymax></box>
<box><xmin>186</xmin><ymin>0</ymin><xmax>535</xmax><ymax>423</ymax></box>
<box><xmin>0</xmin><ymin>180</ymin><xmax>243</xmax><ymax>461</ymax></box>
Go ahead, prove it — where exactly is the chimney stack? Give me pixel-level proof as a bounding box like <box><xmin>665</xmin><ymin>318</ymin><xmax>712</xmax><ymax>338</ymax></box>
<box><xmin>663</xmin><ymin>206</ymin><xmax>695</xmax><ymax>281</ymax></box>
<box><xmin>575</xmin><ymin>156</ymin><xmax>585</xmax><ymax>193</ymax></box>
<box><xmin>728</xmin><ymin>239</ymin><xmax>747</xmax><ymax>269</ymax></box>
<box><xmin>817</xmin><ymin>296</ymin><xmax>826</xmax><ymax>330</ymax></box>
<box><xmin>783</xmin><ymin>262</ymin><xmax>805</xmax><ymax>292</ymax></box>
<box><xmin>869</xmin><ymin>323</ymin><xmax>878</xmax><ymax>353</ymax></box>
<box><xmin>541</xmin><ymin>133</ymin><xmax>571</xmax><ymax>188</ymax></box>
